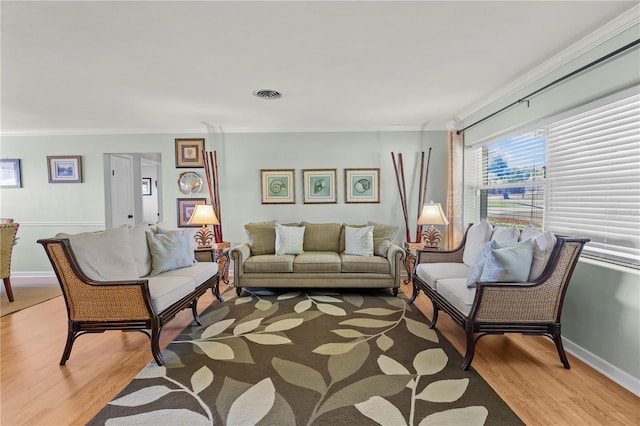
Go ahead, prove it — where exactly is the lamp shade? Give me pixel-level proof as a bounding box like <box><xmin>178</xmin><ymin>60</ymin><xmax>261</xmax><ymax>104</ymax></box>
<box><xmin>188</xmin><ymin>204</ymin><xmax>220</xmax><ymax>226</ymax></box>
<box><xmin>417</xmin><ymin>202</ymin><xmax>449</xmax><ymax>226</ymax></box>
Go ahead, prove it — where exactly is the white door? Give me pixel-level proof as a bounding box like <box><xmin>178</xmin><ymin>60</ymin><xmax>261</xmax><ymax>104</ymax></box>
<box><xmin>110</xmin><ymin>154</ymin><xmax>135</xmax><ymax>227</ymax></box>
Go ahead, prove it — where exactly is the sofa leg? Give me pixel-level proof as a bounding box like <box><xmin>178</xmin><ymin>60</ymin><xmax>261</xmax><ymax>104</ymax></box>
<box><xmin>552</xmin><ymin>327</ymin><xmax>571</xmax><ymax>369</ymax></box>
<box><xmin>236</xmin><ymin>287</ymin><xmax>242</xmax><ymax>297</ymax></box>
<box><xmin>59</xmin><ymin>323</ymin><xmax>76</xmax><ymax>365</ymax></box>
<box><xmin>191</xmin><ymin>299</ymin><xmax>202</xmax><ymax>326</ymax></box>
<box><xmin>392</xmin><ymin>287</ymin><xmax>398</xmax><ymax>297</ymax></box>
<box><xmin>150</xmin><ymin>325</ymin><xmax>165</xmax><ymax>366</ymax></box>
<box><xmin>3</xmin><ymin>277</ymin><xmax>14</xmax><ymax>302</ymax></box>
<box><xmin>461</xmin><ymin>331</ymin><xmax>475</xmax><ymax>370</ymax></box>
<box><xmin>408</xmin><ymin>284</ymin><xmax>419</xmax><ymax>304</ymax></box>
<box><xmin>429</xmin><ymin>301</ymin><xmax>439</xmax><ymax>329</ymax></box>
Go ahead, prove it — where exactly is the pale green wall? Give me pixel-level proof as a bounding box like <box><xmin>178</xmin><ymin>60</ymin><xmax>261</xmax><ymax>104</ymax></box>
<box><xmin>462</xmin><ymin>25</ymin><xmax>640</xmax><ymax>384</ymax></box>
<box><xmin>0</xmin><ymin>130</ymin><xmax>447</xmax><ymax>275</ymax></box>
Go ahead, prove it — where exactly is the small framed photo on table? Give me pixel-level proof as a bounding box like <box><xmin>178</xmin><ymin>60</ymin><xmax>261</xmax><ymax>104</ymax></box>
<box><xmin>261</xmin><ymin>169</ymin><xmax>295</xmax><ymax>204</ymax></box>
<box><xmin>47</xmin><ymin>156</ymin><xmax>82</xmax><ymax>183</ymax></box>
<box><xmin>177</xmin><ymin>198</ymin><xmax>206</xmax><ymax>227</ymax></box>
<box><xmin>345</xmin><ymin>168</ymin><xmax>380</xmax><ymax>203</ymax></box>
<box><xmin>302</xmin><ymin>169</ymin><xmax>337</xmax><ymax>204</ymax></box>
<box><xmin>175</xmin><ymin>138</ymin><xmax>204</xmax><ymax>168</ymax></box>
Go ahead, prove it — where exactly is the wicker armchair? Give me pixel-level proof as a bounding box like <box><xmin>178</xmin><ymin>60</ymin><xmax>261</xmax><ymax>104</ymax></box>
<box><xmin>412</xmin><ymin>228</ymin><xmax>589</xmax><ymax>370</ymax></box>
<box><xmin>1</xmin><ymin>223</ymin><xmax>19</xmax><ymax>302</ymax></box>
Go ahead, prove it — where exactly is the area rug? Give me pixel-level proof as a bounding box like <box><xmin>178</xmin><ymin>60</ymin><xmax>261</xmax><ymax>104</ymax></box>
<box><xmin>89</xmin><ymin>289</ymin><xmax>523</xmax><ymax>425</ymax></box>
<box><xmin>0</xmin><ymin>279</ymin><xmax>62</xmax><ymax>317</ymax></box>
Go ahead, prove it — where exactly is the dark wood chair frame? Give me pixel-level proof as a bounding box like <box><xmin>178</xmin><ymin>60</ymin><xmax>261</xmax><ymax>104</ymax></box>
<box><xmin>39</xmin><ymin>238</ymin><xmax>218</xmax><ymax>366</ymax></box>
<box><xmin>411</xmin><ymin>229</ymin><xmax>589</xmax><ymax>370</ymax></box>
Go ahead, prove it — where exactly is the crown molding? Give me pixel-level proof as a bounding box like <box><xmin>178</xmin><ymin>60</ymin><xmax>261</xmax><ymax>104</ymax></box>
<box><xmin>454</xmin><ymin>4</ymin><xmax>640</xmax><ymax>127</ymax></box>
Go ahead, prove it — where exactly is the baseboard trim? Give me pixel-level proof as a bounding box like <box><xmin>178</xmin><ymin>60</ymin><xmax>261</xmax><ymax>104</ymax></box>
<box><xmin>563</xmin><ymin>337</ymin><xmax>640</xmax><ymax>397</ymax></box>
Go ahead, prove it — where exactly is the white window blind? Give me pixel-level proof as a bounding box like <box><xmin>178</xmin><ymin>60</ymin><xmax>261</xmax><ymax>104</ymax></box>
<box><xmin>476</xmin><ymin>131</ymin><xmax>546</xmax><ymax>228</ymax></box>
<box><xmin>546</xmin><ymin>91</ymin><xmax>640</xmax><ymax>267</ymax></box>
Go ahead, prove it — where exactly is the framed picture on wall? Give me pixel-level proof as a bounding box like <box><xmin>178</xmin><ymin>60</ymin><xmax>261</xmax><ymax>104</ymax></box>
<box><xmin>0</xmin><ymin>159</ymin><xmax>22</xmax><ymax>188</ymax></box>
<box><xmin>142</xmin><ymin>177</ymin><xmax>152</xmax><ymax>196</ymax></box>
<box><xmin>175</xmin><ymin>138</ymin><xmax>204</xmax><ymax>168</ymax></box>
<box><xmin>302</xmin><ymin>169</ymin><xmax>337</xmax><ymax>204</ymax></box>
<box><xmin>261</xmin><ymin>169</ymin><xmax>295</xmax><ymax>204</ymax></box>
<box><xmin>177</xmin><ymin>198</ymin><xmax>206</xmax><ymax>227</ymax></box>
<box><xmin>345</xmin><ymin>168</ymin><xmax>380</xmax><ymax>203</ymax></box>
<box><xmin>47</xmin><ymin>155</ymin><xmax>82</xmax><ymax>183</ymax></box>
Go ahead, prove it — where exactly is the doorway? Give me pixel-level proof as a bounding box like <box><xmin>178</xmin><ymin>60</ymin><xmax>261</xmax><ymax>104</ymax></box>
<box><xmin>104</xmin><ymin>153</ymin><xmax>163</xmax><ymax>228</ymax></box>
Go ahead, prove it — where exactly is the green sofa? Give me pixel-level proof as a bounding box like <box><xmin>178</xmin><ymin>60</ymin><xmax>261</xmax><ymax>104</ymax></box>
<box><xmin>230</xmin><ymin>221</ymin><xmax>406</xmax><ymax>296</ymax></box>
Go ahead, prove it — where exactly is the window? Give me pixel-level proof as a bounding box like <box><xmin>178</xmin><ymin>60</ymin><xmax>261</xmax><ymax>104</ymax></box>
<box><xmin>473</xmin><ymin>87</ymin><xmax>640</xmax><ymax>268</ymax></box>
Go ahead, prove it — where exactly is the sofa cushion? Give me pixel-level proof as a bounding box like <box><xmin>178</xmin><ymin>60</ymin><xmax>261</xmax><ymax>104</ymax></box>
<box><xmin>147</xmin><ymin>276</ymin><xmax>197</xmax><ymax>312</ymax></box>
<box><xmin>245</xmin><ymin>255</ymin><xmax>294</xmax><ymax>273</ymax></box>
<box><xmin>415</xmin><ymin>262</ymin><xmax>470</xmax><ymax>290</ymax></box>
<box><xmin>300</xmin><ymin>222</ymin><xmax>341</xmax><ymax>252</ymax></box>
<box><xmin>294</xmin><ymin>252</ymin><xmax>341</xmax><ymax>273</ymax></box>
<box><xmin>367</xmin><ymin>221</ymin><xmax>399</xmax><ymax>256</ymax></box>
<box><xmin>480</xmin><ymin>238</ymin><xmax>533</xmax><ymax>283</ymax></box>
<box><xmin>344</xmin><ymin>225</ymin><xmax>374</xmax><ymax>256</ymax></box>
<box><xmin>146</xmin><ymin>230</ymin><xmax>195</xmax><ymax>276</ymax></box>
<box><xmin>462</xmin><ymin>220</ymin><xmax>494</xmax><ymax>267</ymax></box>
<box><xmin>245</xmin><ymin>220</ymin><xmax>277</xmax><ymax>255</ymax></box>
<box><xmin>128</xmin><ymin>223</ymin><xmax>153</xmax><ymax>277</ymax></box>
<box><xmin>275</xmin><ymin>224</ymin><xmax>305</xmax><ymax>255</ymax></box>
<box><xmin>157</xmin><ymin>262</ymin><xmax>218</xmax><ymax>286</ymax></box>
<box><xmin>56</xmin><ymin>225</ymin><xmax>139</xmax><ymax>281</ymax></box>
<box><xmin>341</xmin><ymin>254</ymin><xmax>390</xmax><ymax>274</ymax></box>
<box><xmin>437</xmin><ymin>278</ymin><xmax>476</xmax><ymax>316</ymax></box>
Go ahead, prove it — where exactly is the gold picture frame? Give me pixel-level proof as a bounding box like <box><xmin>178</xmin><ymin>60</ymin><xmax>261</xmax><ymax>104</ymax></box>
<box><xmin>175</xmin><ymin>138</ymin><xmax>204</xmax><ymax>168</ymax></box>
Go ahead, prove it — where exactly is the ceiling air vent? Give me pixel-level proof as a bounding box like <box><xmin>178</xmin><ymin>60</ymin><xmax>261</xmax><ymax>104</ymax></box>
<box><xmin>253</xmin><ymin>89</ymin><xmax>282</xmax><ymax>100</ymax></box>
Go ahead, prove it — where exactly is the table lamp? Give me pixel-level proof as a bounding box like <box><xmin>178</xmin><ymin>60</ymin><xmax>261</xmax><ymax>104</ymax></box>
<box><xmin>417</xmin><ymin>202</ymin><xmax>449</xmax><ymax>247</ymax></box>
<box><xmin>188</xmin><ymin>204</ymin><xmax>220</xmax><ymax>248</ymax></box>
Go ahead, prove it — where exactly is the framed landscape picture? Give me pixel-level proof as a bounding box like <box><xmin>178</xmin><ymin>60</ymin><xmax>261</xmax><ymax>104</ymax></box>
<box><xmin>0</xmin><ymin>159</ymin><xmax>22</xmax><ymax>188</ymax></box>
<box><xmin>261</xmin><ymin>169</ymin><xmax>295</xmax><ymax>204</ymax></box>
<box><xmin>345</xmin><ymin>168</ymin><xmax>380</xmax><ymax>203</ymax></box>
<box><xmin>175</xmin><ymin>138</ymin><xmax>204</xmax><ymax>168</ymax></box>
<box><xmin>47</xmin><ymin>155</ymin><xmax>82</xmax><ymax>183</ymax></box>
<box><xmin>177</xmin><ymin>198</ymin><xmax>206</xmax><ymax>227</ymax></box>
<box><xmin>303</xmin><ymin>169</ymin><xmax>337</xmax><ymax>204</ymax></box>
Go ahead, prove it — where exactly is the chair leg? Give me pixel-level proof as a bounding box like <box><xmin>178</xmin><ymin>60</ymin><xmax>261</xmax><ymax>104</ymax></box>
<box><xmin>461</xmin><ymin>329</ymin><xmax>476</xmax><ymax>370</ymax></box>
<box><xmin>3</xmin><ymin>277</ymin><xmax>14</xmax><ymax>302</ymax></box>
<box><xmin>552</xmin><ymin>327</ymin><xmax>571</xmax><ymax>369</ymax></box>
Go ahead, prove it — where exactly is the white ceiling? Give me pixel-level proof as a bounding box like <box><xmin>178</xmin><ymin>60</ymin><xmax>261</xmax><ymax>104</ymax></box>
<box><xmin>1</xmin><ymin>1</ymin><xmax>638</xmax><ymax>135</ymax></box>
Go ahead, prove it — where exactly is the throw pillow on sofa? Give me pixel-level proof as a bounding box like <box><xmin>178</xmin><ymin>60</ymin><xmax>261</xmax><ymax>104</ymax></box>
<box><xmin>367</xmin><ymin>221</ymin><xmax>399</xmax><ymax>256</ymax></box>
<box><xmin>244</xmin><ymin>220</ymin><xmax>277</xmax><ymax>255</ymax></box>
<box><xmin>275</xmin><ymin>224</ymin><xmax>305</xmax><ymax>255</ymax></box>
<box><xmin>479</xmin><ymin>238</ymin><xmax>534</xmax><ymax>283</ymax></box>
<box><xmin>462</xmin><ymin>220</ymin><xmax>494</xmax><ymax>266</ymax></box>
<box><xmin>344</xmin><ymin>225</ymin><xmax>374</xmax><ymax>256</ymax></box>
<box><xmin>526</xmin><ymin>230</ymin><xmax>557</xmax><ymax>281</ymax></box>
<box><xmin>146</xmin><ymin>230</ymin><xmax>195</xmax><ymax>276</ymax></box>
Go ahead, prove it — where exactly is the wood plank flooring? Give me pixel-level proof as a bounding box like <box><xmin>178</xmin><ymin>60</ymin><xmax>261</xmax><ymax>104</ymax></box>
<box><xmin>1</xmin><ymin>281</ymin><xmax>638</xmax><ymax>425</ymax></box>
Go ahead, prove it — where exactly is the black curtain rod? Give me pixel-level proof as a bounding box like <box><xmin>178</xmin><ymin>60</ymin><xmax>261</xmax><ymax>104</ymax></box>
<box><xmin>456</xmin><ymin>38</ymin><xmax>640</xmax><ymax>135</ymax></box>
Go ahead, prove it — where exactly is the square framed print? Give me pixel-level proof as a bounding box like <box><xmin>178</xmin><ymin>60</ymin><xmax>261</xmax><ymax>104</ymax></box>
<box><xmin>261</xmin><ymin>169</ymin><xmax>295</xmax><ymax>204</ymax></box>
<box><xmin>0</xmin><ymin>159</ymin><xmax>22</xmax><ymax>188</ymax></box>
<box><xmin>47</xmin><ymin>156</ymin><xmax>82</xmax><ymax>183</ymax></box>
<box><xmin>345</xmin><ymin>168</ymin><xmax>380</xmax><ymax>203</ymax></box>
<box><xmin>303</xmin><ymin>169</ymin><xmax>337</xmax><ymax>204</ymax></box>
<box><xmin>142</xmin><ymin>177</ymin><xmax>152</xmax><ymax>196</ymax></box>
<box><xmin>175</xmin><ymin>138</ymin><xmax>204</xmax><ymax>168</ymax></box>
<box><xmin>177</xmin><ymin>198</ymin><xmax>206</xmax><ymax>227</ymax></box>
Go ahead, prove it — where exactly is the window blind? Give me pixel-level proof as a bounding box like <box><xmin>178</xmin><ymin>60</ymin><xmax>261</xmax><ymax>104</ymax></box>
<box><xmin>546</xmin><ymin>91</ymin><xmax>640</xmax><ymax>267</ymax></box>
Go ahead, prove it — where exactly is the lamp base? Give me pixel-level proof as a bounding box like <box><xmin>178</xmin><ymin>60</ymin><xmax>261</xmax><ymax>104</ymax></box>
<box><xmin>195</xmin><ymin>226</ymin><xmax>214</xmax><ymax>249</ymax></box>
<box><xmin>422</xmin><ymin>226</ymin><xmax>443</xmax><ymax>248</ymax></box>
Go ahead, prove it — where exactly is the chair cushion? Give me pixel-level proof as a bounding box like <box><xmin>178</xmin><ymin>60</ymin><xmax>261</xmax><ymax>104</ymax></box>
<box><xmin>245</xmin><ymin>255</ymin><xmax>294</xmax><ymax>273</ymax></box>
<box><xmin>56</xmin><ymin>225</ymin><xmax>139</xmax><ymax>281</ymax></box>
<box><xmin>462</xmin><ymin>220</ymin><xmax>494</xmax><ymax>267</ymax></box>
<box><xmin>480</xmin><ymin>238</ymin><xmax>533</xmax><ymax>283</ymax></box>
<box><xmin>157</xmin><ymin>262</ymin><xmax>218</xmax><ymax>286</ymax></box>
<box><xmin>294</xmin><ymin>252</ymin><xmax>341</xmax><ymax>273</ymax></box>
<box><xmin>341</xmin><ymin>254</ymin><xmax>390</xmax><ymax>274</ymax></box>
<box><xmin>344</xmin><ymin>225</ymin><xmax>374</xmax><ymax>256</ymax></box>
<box><xmin>275</xmin><ymin>224</ymin><xmax>305</xmax><ymax>255</ymax></box>
<box><xmin>147</xmin><ymin>276</ymin><xmax>197</xmax><ymax>313</ymax></box>
<box><xmin>437</xmin><ymin>278</ymin><xmax>476</xmax><ymax>316</ymax></box>
<box><xmin>146</xmin><ymin>230</ymin><xmax>195</xmax><ymax>276</ymax></box>
<box><xmin>300</xmin><ymin>222</ymin><xmax>341</xmax><ymax>252</ymax></box>
<box><xmin>244</xmin><ymin>220</ymin><xmax>277</xmax><ymax>255</ymax></box>
<box><xmin>415</xmin><ymin>262</ymin><xmax>470</xmax><ymax>290</ymax></box>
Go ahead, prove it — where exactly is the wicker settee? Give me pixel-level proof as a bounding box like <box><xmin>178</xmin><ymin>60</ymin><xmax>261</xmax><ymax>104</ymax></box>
<box><xmin>411</xmin><ymin>221</ymin><xmax>589</xmax><ymax>370</ymax></box>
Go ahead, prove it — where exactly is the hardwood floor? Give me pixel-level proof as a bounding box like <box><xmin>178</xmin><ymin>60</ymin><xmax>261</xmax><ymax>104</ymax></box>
<box><xmin>1</xmin><ymin>281</ymin><xmax>638</xmax><ymax>425</ymax></box>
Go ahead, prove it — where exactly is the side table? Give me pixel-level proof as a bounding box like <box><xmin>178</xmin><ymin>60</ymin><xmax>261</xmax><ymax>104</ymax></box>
<box><xmin>194</xmin><ymin>246</ymin><xmax>231</xmax><ymax>302</ymax></box>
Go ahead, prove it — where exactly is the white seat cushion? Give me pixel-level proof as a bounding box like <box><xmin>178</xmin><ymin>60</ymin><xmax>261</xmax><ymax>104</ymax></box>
<box><xmin>147</xmin><ymin>276</ymin><xmax>197</xmax><ymax>312</ymax></box>
<box><xmin>415</xmin><ymin>263</ymin><xmax>470</xmax><ymax>290</ymax></box>
<box><xmin>158</xmin><ymin>262</ymin><xmax>218</xmax><ymax>286</ymax></box>
<box><xmin>437</xmin><ymin>278</ymin><xmax>476</xmax><ymax>316</ymax></box>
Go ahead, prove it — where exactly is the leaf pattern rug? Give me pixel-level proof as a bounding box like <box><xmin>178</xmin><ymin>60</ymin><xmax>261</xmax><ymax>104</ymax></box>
<box><xmin>88</xmin><ymin>289</ymin><xmax>523</xmax><ymax>426</ymax></box>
